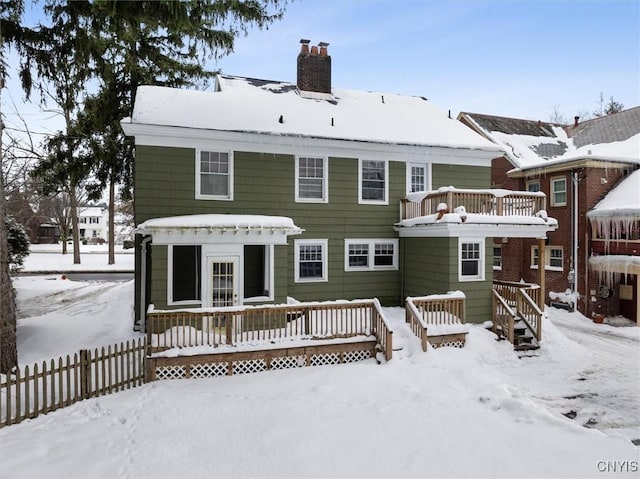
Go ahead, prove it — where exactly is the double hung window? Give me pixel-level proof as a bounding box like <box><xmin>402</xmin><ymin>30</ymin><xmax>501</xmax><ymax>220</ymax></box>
<box><xmin>296</xmin><ymin>156</ymin><xmax>327</xmax><ymax>202</ymax></box>
<box><xmin>295</xmin><ymin>240</ymin><xmax>328</xmax><ymax>282</ymax></box>
<box><xmin>459</xmin><ymin>239</ymin><xmax>485</xmax><ymax>281</ymax></box>
<box><xmin>532</xmin><ymin>246</ymin><xmax>563</xmax><ymax>271</ymax></box>
<box><xmin>197</xmin><ymin>151</ymin><xmax>232</xmax><ymax>200</ymax></box>
<box><xmin>551</xmin><ymin>177</ymin><xmax>567</xmax><ymax>206</ymax></box>
<box><xmin>359</xmin><ymin>159</ymin><xmax>387</xmax><ymax>204</ymax></box>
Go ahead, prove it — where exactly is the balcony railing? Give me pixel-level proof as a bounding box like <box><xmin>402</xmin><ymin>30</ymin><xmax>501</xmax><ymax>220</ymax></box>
<box><xmin>400</xmin><ymin>188</ymin><xmax>546</xmax><ymax>221</ymax></box>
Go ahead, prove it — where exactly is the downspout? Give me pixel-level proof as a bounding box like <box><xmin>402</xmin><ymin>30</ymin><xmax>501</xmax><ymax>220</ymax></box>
<box><xmin>140</xmin><ymin>235</ymin><xmax>152</xmax><ymax>333</ymax></box>
<box><xmin>571</xmin><ymin>172</ymin><xmax>579</xmax><ymax>298</ymax></box>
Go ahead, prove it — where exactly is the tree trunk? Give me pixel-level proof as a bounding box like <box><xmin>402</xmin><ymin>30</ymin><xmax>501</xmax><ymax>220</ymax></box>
<box><xmin>70</xmin><ymin>187</ymin><xmax>81</xmax><ymax>264</ymax></box>
<box><xmin>108</xmin><ymin>179</ymin><xmax>115</xmax><ymax>265</ymax></box>
<box><xmin>61</xmin><ymin>229</ymin><xmax>68</xmax><ymax>255</ymax></box>
<box><xmin>0</xmin><ymin>74</ymin><xmax>18</xmax><ymax>373</ymax></box>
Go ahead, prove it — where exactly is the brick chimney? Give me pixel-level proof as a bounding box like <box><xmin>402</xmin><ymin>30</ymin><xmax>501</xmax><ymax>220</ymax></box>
<box><xmin>297</xmin><ymin>39</ymin><xmax>331</xmax><ymax>94</ymax></box>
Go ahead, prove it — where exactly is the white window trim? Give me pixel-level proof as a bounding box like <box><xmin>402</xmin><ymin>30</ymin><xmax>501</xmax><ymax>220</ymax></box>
<box><xmin>167</xmin><ymin>245</ymin><xmax>203</xmax><ymax>306</ymax></box>
<box><xmin>526</xmin><ymin>179</ymin><xmax>540</xmax><ymax>193</ymax></box>
<box><xmin>458</xmin><ymin>238</ymin><xmax>485</xmax><ymax>282</ymax></box>
<box><xmin>295</xmin><ymin>155</ymin><xmax>328</xmax><ymax>203</ymax></box>
<box><xmin>530</xmin><ymin>245</ymin><xmax>564</xmax><ymax>272</ymax></box>
<box><xmin>358</xmin><ymin>159</ymin><xmax>388</xmax><ymax>205</ymax></box>
<box><xmin>492</xmin><ymin>245</ymin><xmax>502</xmax><ymax>271</ymax></box>
<box><xmin>344</xmin><ymin>239</ymin><xmax>399</xmax><ymax>271</ymax></box>
<box><xmin>550</xmin><ymin>176</ymin><xmax>567</xmax><ymax>207</ymax></box>
<box><xmin>294</xmin><ymin>239</ymin><xmax>328</xmax><ymax>283</ymax></box>
<box><xmin>405</xmin><ymin>162</ymin><xmax>431</xmax><ymax>194</ymax></box>
<box><xmin>195</xmin><ymin>149</ymin><xmax>234</xmax><ymax>201</ymax></box>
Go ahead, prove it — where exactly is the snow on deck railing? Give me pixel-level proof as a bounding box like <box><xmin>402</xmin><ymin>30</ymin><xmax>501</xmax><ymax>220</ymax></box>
<box><xmin>405</xmin><ymin>292</ymin><xmax>468</xmax><ymax>351</ymax></box>
<box><xmin>400</xmin><ymin>187</ymin><xmax>546</xmax><ymax>221</ymax></box>
<box><xmin>146</xmin><ymin>299</ymin><xmax>394</xmax><ymax>361</ymax></box>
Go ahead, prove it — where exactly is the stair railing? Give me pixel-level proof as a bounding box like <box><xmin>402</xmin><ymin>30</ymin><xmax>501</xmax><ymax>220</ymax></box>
<box><xmin>516</xmin><ymin>289</ymin><xmax>543</xmax><ymax>342</ymax></box>
<box><xmin>492</xmin><ymin>289</ymin><xmax>516</xmax><ymax>344</ymax></box>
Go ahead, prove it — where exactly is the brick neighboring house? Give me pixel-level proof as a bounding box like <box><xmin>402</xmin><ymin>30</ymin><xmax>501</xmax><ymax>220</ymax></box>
<box><xmin>458</xmin><ymin>108</ymin><xmax>640</xmax><ymax>324</ymax></box>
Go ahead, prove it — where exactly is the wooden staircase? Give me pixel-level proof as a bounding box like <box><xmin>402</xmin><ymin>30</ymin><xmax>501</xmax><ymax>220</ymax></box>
<box><xmin>492</xmin><ymin>281</ymin><xmax>543</xmax><ymax>351</ymax></box>
<box><xmin>512</xmin><ymin>319</ymin><xmax>539</xmax><ymax>351</ymax></box>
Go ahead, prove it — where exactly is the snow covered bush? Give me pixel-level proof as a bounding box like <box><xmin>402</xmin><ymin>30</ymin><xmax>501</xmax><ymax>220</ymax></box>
<box><xmin>6</xmin><ymin>215</ymin><xmax>30</xmax><ymax>272</ymax></box>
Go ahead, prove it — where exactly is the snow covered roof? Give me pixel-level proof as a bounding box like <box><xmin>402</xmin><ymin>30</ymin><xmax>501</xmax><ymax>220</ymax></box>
<box><xmin>137</xmin><ymin>214</ymin><xmax>301</xmax><ymax>231</ymax></box>
<box><xmin>588</xmin><ymin>169</ymin><xmax>640</xmax><ymax>220</ymax></box>
<box><xmin>589</xmin><ymin>255</ymin><xmax>640</xmax><ymax>276</ymax></box>
<box><xmin>459</xmin><ymin>107</ymin><xmax>640</xmax><ymax>170</ymax></box>
<box><xmin>136</xmin><ymin>214</ymin><xmax>303</xmax><ymax>245</ymax></box>
<box><xmin>126</xmin><ymin>75</ymin><xmax>501</xmax><ymax>152</ymax></box>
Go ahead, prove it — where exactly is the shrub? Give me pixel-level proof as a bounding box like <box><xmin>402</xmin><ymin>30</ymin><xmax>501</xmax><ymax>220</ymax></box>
<box><xmin>6</xmin><ymin>216</ymin><xmax>30</xmax><ymax>272</ymax></box>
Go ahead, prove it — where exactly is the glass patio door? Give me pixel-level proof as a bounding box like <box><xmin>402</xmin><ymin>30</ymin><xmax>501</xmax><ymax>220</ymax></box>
<box><xmin>209</xmin><ymin>257</ymin><xmax>239</xmax><ymax>307</ymax></box>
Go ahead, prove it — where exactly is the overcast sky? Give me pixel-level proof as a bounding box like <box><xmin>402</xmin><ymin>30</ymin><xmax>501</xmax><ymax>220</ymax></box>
<box><xmin>3</xmin><ymin>0</ymin><xmax>639</xmax><ymax>142</ymax></box>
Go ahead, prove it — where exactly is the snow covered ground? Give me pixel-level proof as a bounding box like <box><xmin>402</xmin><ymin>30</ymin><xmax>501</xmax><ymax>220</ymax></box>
<box><xmin>23</xmin><ymin>243</ymin><xmax>134</xmax><ymax>273</ymax></box>
<box><xmin>2</xmin><ymin>272</ymin><xmax>639</xmax><ymax>478</ymax></box>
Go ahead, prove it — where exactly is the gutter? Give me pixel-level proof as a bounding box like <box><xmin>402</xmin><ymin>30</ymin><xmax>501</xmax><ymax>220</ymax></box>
<box><xmin>139</xmin><ymin>235</ymin><xmax>152</xmax><ymax>333</ymax></box>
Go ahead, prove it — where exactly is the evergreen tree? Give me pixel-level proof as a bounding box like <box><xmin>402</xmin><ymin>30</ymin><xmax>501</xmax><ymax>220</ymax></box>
<box><xmin>77</xmin><ymin>0</ymin><xmax>288</xmax><ymax>264</ymax></box>
<box><xmin>0</xmin><ymin>0</ymin><xmax>24</xmax><ymax>373</ymax></box>
<box><xmin>18</xmin><ymin>1</ymin><xmax>97</xmax><ymax>264</ymax></box>
<box><xmin>5</xmin><ymin>215</ymin><xmax>29</xmax><ymax>272</ymax></box>
<box><xmin>604</xmin><ymin>97</ymin><xmax>624</xmax><ymax>115</ymax></box>
<box><xmin>593</xmin><ymin>92</ymin><xmax>625</xmax><ymax>117</ymax></box>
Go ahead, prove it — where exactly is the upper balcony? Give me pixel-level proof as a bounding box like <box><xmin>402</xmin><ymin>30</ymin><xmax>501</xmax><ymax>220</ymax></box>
<box><xmin>395</xmin><ymin>187</ymin><xmax>557</xmax><ymax>239</ymax></box>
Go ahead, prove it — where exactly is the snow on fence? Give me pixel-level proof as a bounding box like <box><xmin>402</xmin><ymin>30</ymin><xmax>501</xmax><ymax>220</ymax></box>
<box><xmin>400</xmin><ymin>188</ymin><xmax>546</xmax><ymax>221</ymax></box>
<box><xmin>147</xmin><ymin>299</ymin><xmax>394</xmax><ymax>361</ymax></box>
<box><xmin>405</xmin><ymin>293</ymin><xmax>468</xmax><ymax>350</ymax></box>
<box><xmin>0</xmin><ymin>338</ymin><xmax>146</xmax><ymax>428</ymax></box>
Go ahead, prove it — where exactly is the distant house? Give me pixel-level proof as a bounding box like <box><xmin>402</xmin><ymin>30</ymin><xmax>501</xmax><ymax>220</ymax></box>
<box><xmin>122</xmin><ymin>39</ymin><xmax>557</xmax><ymax>336</ymax></box>
<box><xmin>459</xmin><ymin>108</ymin><xmax>640</xmax><ymax>324</ymax></box>
<box><xmin>77</xmin><ymin>204</ymin><xmax>109</xmax><ymax>243</ymax></box>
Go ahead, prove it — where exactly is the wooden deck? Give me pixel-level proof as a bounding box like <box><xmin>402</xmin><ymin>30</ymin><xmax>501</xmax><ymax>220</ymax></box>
<box><xmin>145</xmin><ymin>299</ymin><xmax>393</xmax><ymax>380</ymax></box>
<box><xmin>400</xmin><ymin>188</ymin><xmax>546</xmax><ymax>221</ymax></box>
<box><xmin>405</xmin><ymin>293</ymin><xmax>468</xmax><ymax>351</ymax></box>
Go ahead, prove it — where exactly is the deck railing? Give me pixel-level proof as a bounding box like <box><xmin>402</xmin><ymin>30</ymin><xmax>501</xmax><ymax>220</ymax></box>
<box><xmin>147</xmin><ymin>299</ymin><xmax>394</xmax><ymax>361</ymax></box>
<box><xmin>405</xmin><ymin>293</ymin><xmax>466</xmax><ymax>351</ymax></box>
<box><xmin>400</xmin><ymin>189</ymin><xmax>546</xmax><ymax>221</ymax></box>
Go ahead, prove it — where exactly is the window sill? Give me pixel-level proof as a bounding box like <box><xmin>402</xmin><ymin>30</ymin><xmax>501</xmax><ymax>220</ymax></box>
<box><xmin>530</xmin><ymin>266</ymin><xmax>563</xmax><ymax>272</ymax></box>
<box><xmin>195</xmin><ymin>194</ymin><xmax>233</xmax><ymax>201</ymax></box>
<box><xmin>167</xmin><ymin>300</ymin><xmax>203</xmax><ymax>306</ymax></box>
<box><xmin>294</xmin><ymin>278</ymin><xmax>328</xmax><ymax>284</ymax></box>
<box><xmin>295</xmin><ymin>198</ymin><xmax>328</xmax><ymax>204</ymax></box>
<box><xmin>346</xmin><ymin>267</ymin><xmax>398</xmax><ymax>272</ymax></box>
<box><xmin>458</xmin><ymin>276</ymin><xmax>485</xmax><ymax>282</ymax></box>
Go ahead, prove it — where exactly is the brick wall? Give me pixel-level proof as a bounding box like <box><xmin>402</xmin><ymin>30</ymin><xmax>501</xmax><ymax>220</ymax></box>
<box><xmin>492</xmin><ymin>156</ymin><xmax>633</xmax><ymax>314</ymax></box>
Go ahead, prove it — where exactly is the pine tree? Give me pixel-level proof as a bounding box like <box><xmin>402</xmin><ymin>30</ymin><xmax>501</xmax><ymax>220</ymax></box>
<box><xmin>77</xmin><ymin>0</ymin><xmax>288</xmax><ymax>264</ymax></box>
<box><xmin>0</xmin><ymin>0</ymin><xmax>24</xmax><ymax>373</ymax></box>
<box><xmin>604</xmin><ymin>97</ymin><xmax>624</xmax><ymax>115</ymax></box>
<box><xmin>18</xmin><ymin>1</ymin><xmax>96</xmax><ymax>264</ymax></box>
<box><xmin>5</xmin><ymin>215</ymin><xmax>29</xmax><ymax>272</ymax></box>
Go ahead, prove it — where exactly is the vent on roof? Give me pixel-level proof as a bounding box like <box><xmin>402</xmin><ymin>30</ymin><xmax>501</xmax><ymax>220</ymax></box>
<box><xmin>297</xmin><ymin>39</ymin><xmax>331</xmax><ymax>94</ymax></box>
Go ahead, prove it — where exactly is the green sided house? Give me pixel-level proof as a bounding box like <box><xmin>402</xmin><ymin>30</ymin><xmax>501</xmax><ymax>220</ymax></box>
<box><xmin>121</xmin><ymin>40</ymin><xmax>557</xmax><ymax>352</ymax></box>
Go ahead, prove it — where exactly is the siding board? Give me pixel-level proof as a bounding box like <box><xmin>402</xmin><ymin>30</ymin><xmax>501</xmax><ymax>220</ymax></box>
<box><xmin>136</xmin><ymin>145</ymin><xmax>490</xmax><ymax>313</ymax></box>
